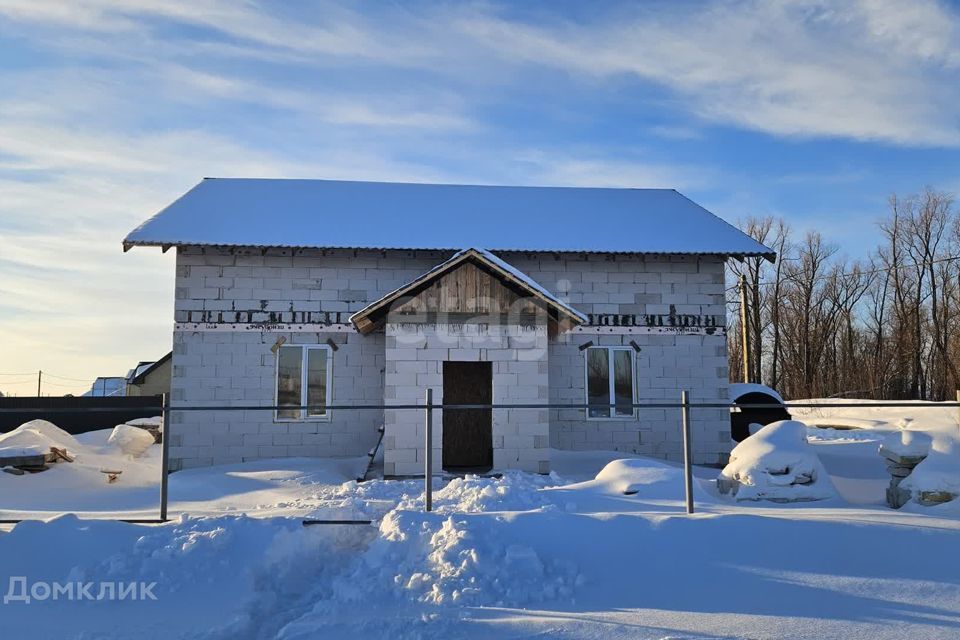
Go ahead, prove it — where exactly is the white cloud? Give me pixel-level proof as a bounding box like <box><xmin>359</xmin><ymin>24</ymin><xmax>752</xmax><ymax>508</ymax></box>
<box><xmin>513</xmin><ymin>150</ymin><xmax>713</xmax><ymax>190</ymax></box>
<box><xmin>3</xmin><ymin>0</ymin><xmax>957</xmax><ymax>145</ymax></box>
<box><xmin>163</xmin><ymin>66</ymin><xmax>476</xmax><ymax>131</ymax></box>
<box><xmin>452</xmin><ymin>0</ymin><xmax>960</xmax><ymax>146</ymax></box>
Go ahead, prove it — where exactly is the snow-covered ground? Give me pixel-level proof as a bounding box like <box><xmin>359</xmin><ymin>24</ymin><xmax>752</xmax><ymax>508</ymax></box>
<box><xmin>794</xmin><ymin>399</ymin><xmax>960</xmax><ymax>506</ymax></box>
<box><xmin>2</xmin><ymin>407</ymin><xmax>960</xmax><ymax>639</ymax></box>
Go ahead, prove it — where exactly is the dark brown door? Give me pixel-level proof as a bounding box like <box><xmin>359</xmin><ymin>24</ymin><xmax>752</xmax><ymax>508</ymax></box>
<box><xmin>442</xmin><ymin>361</ymin><xmax>493</xmax><ymax>470</ymax></box>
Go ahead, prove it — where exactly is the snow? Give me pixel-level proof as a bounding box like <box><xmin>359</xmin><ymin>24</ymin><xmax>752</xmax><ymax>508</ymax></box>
<box><xmin>3</xmin><ymin>449</ymin><xmax>960</xmax><ymax>639</ymax></box>
<box><xmin>719</xmin><ymin>420</ymin><xmax>838</xmax><ymax>502</ymax></box>
<box><xmin>900</xmin><ymin>437</ymin><xmax>960</xmax><ymax>498</ymax></box>
<box><xmin>729</xmin><ymin>382</ymin><xmax>784</xmax><ymax>403</ymax></box>
<box><xmin>0</xmin><ymin>419</ymin><xmax>85</xmax><ymax>461</ymax></box>
<box><xmin>0</xmin><ymin>445</ymin><xmax>46</xmax><ymax>458</ymax></box>
<box><xmin>790</xmin><ymin>398</ymin><xmax>960</xmax><ymax>437</ymax></box>
<box><xmin>0</xmin><ymin>421</ymin><xmax>163</xmax><ymax>514</ymax></box>
<box><xmin>3</xmin><ymin>412</ymin><xmax>960</xmax><ymax>639</ymax></box>
<box><xmin>107</xmin><ymin>423</ymin><xmax>155</xmax><ymax>457</ymax></box>
<box><xmin>125</xmin><ymin>416</ymin><xmax>162</xmax><ymax>428</ymax></box>
<box><xmin>880</xmin><ymin>430</ymin><xmax>932</xmax><ymax>459</ymax></box>
<box><xmin>124</xmin><ymin>178</ymin><xmax>776</xmax><ymax>257</ymax></box>
<box><xmin>791</xmin><ymin>399</ymin><xmax>960</xmax><ymax>506</ymax></box>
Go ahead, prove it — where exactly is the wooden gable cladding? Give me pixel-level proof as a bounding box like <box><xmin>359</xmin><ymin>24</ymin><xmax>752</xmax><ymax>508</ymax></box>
<box><xmin>391</xmin><ymin>262</ymin><xmax>542</xmax><ymax>317</ymax></box>
<box><xmin>350</xmin><ymin>248</ymin><xmax>586</xmax><ymax>335</ymax></box>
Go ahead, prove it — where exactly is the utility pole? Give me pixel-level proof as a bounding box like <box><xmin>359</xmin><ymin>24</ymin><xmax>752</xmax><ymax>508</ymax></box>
<box><xmin>37</xmin><ymin>370</ymin><xmax>42</xmax><ymax>397</ymax></box>
<box><xmin>739</xmin><ymin>273</ymin><xmax>751</xmax><ymax>384</ymax></box>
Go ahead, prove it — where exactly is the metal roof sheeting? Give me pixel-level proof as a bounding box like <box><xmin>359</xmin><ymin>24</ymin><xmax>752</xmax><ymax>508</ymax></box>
<box><xmin>124</xmin><ymin>178</ymin><xmax>776</xmax><ymax>259</ymax></box>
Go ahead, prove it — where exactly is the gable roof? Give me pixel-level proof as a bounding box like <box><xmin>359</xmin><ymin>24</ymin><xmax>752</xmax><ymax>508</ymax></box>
<box><xmin>350</xmin><ymin>248</ymin><xmax>587</xmax><ymax>334</ymax></box>
<box><xmin>124</xmin><ymin>178</ymin><xmax>775</xmax><ymax>260</ymax></box>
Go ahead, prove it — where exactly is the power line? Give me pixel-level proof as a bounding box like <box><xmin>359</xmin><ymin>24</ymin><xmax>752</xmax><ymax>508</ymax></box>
<box><xmin>0</xmin><ymin>371</ymin><xmax>99</xmax><ymax>383</ymax></box>
<box><xmin>40</xmin><ymin>380</ymin><xmax>93</xmax><ymax>388</ymax></box>
<box><xmin>42</xmin><ymin>372</ymin><xmax>96</xmax><ymax>382</ymax></box>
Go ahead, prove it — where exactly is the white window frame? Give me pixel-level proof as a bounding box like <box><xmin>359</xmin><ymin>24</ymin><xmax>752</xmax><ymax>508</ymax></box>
<box><xmin>584</xmin><ymin>346</ymin><xmax>637</xmax><ymax>421</ymax></box>
<box><xmin>274</xmin><ymin>344</ymin><xmax>333</xmax><ymax>422</ymax></box>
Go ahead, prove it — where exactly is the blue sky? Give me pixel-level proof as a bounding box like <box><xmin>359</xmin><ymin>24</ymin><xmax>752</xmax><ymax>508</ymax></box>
<box><xmin>0</xmin><ymin>0</ymin><xmax>959</xmax><ymax>393</ymax></box>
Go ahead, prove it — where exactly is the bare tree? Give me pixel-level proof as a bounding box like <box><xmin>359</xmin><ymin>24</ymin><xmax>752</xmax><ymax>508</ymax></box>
<box><xmin>726</xmin><ymin>187</ymin><xmax>958</xmax><ymax>400</ymax></box>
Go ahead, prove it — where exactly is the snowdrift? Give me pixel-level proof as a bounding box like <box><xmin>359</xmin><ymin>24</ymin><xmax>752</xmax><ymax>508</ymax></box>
<box><xmin>900</xmin><ymin>437</ymin><xmax>960</xmax><ymax>505</ymax></box>
<box><xmin>0</xmin><ymin>419</ymin><xmax>162</xmax><ymax>514</ymax></box>
<box><xmin>719</xmin><ymin>420</ymin><xmax>838</xmax><ymax>502</ymax></box>
<box><xmin>0</xmin><ymin>419</ymin><xmax>78</xmax><ymax>453</ymax></box>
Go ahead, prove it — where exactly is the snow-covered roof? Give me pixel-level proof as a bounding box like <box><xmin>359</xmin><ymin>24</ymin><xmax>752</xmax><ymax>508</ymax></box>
<box><xmin>350</xmin><ymin>248</ymin><xmax>587</xmax><ymax>333</ymax></box>
<box><xmin>123</xmin><ymin>178</ymin><xmax>776</xmax><ymax>259</ymax></box>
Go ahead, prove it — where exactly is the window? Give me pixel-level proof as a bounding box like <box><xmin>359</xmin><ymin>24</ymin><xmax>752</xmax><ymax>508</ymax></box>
<box><xmin>585</xmin><ymin>346</ymin><xmax>635</xmax><ymax>419</ymax></box>
<box><xmin>275</xmin><ymin>345</ymin><xmax>332</xmax><ymax>420</ymax></box>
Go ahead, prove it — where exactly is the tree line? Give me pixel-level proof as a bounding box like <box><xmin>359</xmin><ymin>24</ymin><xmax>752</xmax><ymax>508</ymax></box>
<box><xmin>728</xmin><ymin>188</ymin><xmax>959</xmax><ymax>401</ymax></box>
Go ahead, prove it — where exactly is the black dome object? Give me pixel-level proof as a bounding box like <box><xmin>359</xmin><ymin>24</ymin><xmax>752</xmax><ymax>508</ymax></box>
<box><xmin>730</xmin><ymin>391</ymin><xmax>791</xmax><ymax>442</ymax></box>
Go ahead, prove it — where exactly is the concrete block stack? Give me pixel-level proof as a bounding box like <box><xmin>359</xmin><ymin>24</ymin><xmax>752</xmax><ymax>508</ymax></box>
<box><xmin>879</xmin><ymin>431</ymin><xmax>931</xmax><ymax>509</ymax></box>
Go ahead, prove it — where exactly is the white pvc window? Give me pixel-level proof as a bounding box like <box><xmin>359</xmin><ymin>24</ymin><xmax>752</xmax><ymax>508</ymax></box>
<box><xmin>275</xmin><ymin>344</ymin><xmax>332</xmax><ymax>420</ymax></box>
<box><xmin>585</xmin><ymin>346</ymin><xmax>635</xmax><ymax>419</ymax></box>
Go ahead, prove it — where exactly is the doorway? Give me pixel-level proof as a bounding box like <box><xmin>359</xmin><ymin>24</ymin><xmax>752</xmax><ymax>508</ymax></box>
<box><xmin>442</xmin><ymin>361</ymin><xmax>493</xmax><ymax>470</ymax></box>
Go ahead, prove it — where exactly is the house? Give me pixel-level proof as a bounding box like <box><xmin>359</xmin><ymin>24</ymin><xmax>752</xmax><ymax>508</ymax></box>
<box><xmin>84</xmin><ymin>376</ymin><xmax>126</xmax><ymax>397</ymax></box>
<box><xmin>124</xmin><ymin>178</ymin><xmax>774</xmax><ymax>474</ymax></box>
<box><xmin>125</xmin><ymin>352</ymin><xmax>172</xmax><ymax>397</ymax></box>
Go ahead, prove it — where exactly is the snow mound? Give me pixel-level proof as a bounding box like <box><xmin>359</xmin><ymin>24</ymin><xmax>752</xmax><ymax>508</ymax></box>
<box><xmin>719</xmin><ymin>420</ymin><xmax>838</xmax><ymax>502</ymax></box>
<box><xmin>900</xmin><ymin>438</ymin><xmax>960</xmax><ymax>501</ymax></box>
<box><xmin>108</xmin><ymin>423</ymin><xmax>156</xmax><ymax>458</ymax></box>
<box><xmin>354</xmin><ymin>510</ymin><xmax>578</xmax><ymax>607</ymax></box>
<box><xmin>0</xmin><ymin>419</ymin><xmax>79</xmax><ymax>453</ymax></box>
<box><xmin>594</xmin><ymin>458</ymin><xmax>687</xmax><ymax>498</ymax></box>
<box><xmin>407</xmin><ymin>471</ymin><xmax>560</xmax><ymax>513</ymax></box>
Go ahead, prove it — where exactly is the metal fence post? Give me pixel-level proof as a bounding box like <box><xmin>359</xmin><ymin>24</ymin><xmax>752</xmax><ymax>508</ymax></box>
<box><xmin>159</xmin><ymin>393</ymin><xmax>170</xmax><ymax>522</ymax></box>
<box><xmin>425</xmin><ymin>388</ymin><xmax>433</xmax><ymax>513</ymax></box>
<box><xmin>681</xmin><ymin>390</ymin><xmax>694</xmax><ymax>515</ymax></box>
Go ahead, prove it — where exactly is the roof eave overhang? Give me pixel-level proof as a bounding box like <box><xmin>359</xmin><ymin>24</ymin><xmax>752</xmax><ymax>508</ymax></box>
<box><xmin>123</xmin><ymin>240</ymin><xmax>776</xmax><ymax>262</ymax></box>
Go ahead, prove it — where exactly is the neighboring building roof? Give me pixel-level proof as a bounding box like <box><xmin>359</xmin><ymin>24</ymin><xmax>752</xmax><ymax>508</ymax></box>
<box><xmin>124</xmin><ymin>178</ymin><xmax>776</xmax><ymax>259</ymax></box>
<box><xmin>84</xmin><ymin>377</ymin><xmax>126</xmax><ymax>397</ymax></box>
<box><xmin>350</xmin><ymin>248</ymin><xmax>587</xmax><ymax>334</ymax></box>
<box><xmin>128</xmin><ymin>352</ymin><xmax>172</xmax><ymax>385</ymax></box>
<box><xmin>126</xmin><ymin>361</ymin><xmax>155</xmax><ymax>383</ymax></box>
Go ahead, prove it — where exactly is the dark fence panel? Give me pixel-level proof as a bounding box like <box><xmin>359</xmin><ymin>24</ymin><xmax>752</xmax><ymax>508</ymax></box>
<box><xmin>0</xmin><ymin>396</ymin><xmax>164</xmax><ymax>434</ymax></box>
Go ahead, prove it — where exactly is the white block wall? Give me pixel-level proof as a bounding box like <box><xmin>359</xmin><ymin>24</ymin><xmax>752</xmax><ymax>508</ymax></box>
<box><xmin>169</xmin><ymin>330</ymin><xmax>384</xmax><ymax>469</ymax></box>
<box><xmin>169</xmin><ymin>247</ymin><xmax>730</xmax><ymax>470</ymax></box>
<box><xmin>547</xmin><ymin>334</ymin><xmax>730</xmax><ymax>464</ymax></box>
<box><xmin>498</xmin><ymin>252</ymin><xmax>730</xmax><ymax>465</ymax></box>
<box><xmin>383</xmin><ymin>322</ymin><xmax>550</xmax><ymax>476</ymax></box>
